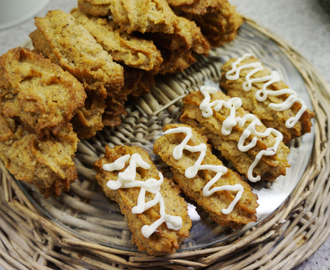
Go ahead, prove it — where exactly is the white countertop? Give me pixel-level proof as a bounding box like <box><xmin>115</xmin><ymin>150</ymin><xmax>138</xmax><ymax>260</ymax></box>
<box><xmin>0</xmin><ymin>0</ymin><xmax>329</xmax><ymax>269</ymax></box>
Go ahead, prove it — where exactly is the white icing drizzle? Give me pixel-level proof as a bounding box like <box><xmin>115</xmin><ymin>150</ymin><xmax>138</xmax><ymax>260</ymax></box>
<box><xmin>103</xmin><ymin>153</ymin><xmax>182</xmax><ymax>238</ymax></box>
<box><xmin>199</xmin><ymin>85</ymin><xmax>283</xmax><ymax>182</ymax></box>
<box><xmin>164</xmin><ymin>127</ymin><xmax>244</xmax><ymax>215</ymax></box>
<box><xmin>225</xmin><ymin>53</ymin><xmax>307</xmax><ymax>128</ymax></box>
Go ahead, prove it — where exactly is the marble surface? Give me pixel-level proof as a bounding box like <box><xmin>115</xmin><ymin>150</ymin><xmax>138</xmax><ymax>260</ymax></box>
<box><xmin>230</xmin><ymin>0</ymin><xmax>330</xmax><ymax>86</ymax></box>
<box><xmin>0</xmin><ymin>0</ymin><xmax>329</xmax><ymax>269</ymax></box>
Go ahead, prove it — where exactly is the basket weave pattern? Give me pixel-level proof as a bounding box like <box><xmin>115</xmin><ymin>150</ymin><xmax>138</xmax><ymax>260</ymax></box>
<box><xmin>0</xmin><ymin>18</ymin><xmax>329</xmax><ymax>270</ymax></box>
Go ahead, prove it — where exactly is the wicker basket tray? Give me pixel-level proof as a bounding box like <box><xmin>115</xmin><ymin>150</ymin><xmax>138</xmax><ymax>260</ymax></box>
<box><xmin>0</xmin><ymin>17</ymin><xmax>329</xmax><ymax>270</ymax></box>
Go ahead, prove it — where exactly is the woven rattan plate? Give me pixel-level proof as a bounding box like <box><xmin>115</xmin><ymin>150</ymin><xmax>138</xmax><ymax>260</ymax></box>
<box><xmin>0</xmin><ymin>18</ymin><xmax>329</xmax><ymax>270</ymax></box>
<box><xmin>17</xmin><ymin>20</ymin><xmax>315</xmax><ymax>252</ymax></box>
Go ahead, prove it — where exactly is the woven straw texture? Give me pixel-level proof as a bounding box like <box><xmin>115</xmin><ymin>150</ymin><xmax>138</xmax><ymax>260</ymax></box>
<box><xmin>0</xmin><ymin>17</ymin><xmax>329</xmax><ymax>270</ymax></box>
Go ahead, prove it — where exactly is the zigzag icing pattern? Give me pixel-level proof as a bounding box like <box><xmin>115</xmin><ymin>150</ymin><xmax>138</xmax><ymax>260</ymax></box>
<box><xmin>164</xmin><ymin>126</ymin><xmax>244</xmax><ymax>215</ymax></box>
<box><xmin>103</xmin><ymin>153</ymin><xmax>182</xmax><ymax>238</ymax></box>
<box><xmin>199</xmin><ymin>84</ymin><xmax>283</xmax><ymax>182</ymax></box>
<box><xmin>225</xmin><ymin>53</ymin><xmax>307</xmax><ymax>128</ymax></box>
